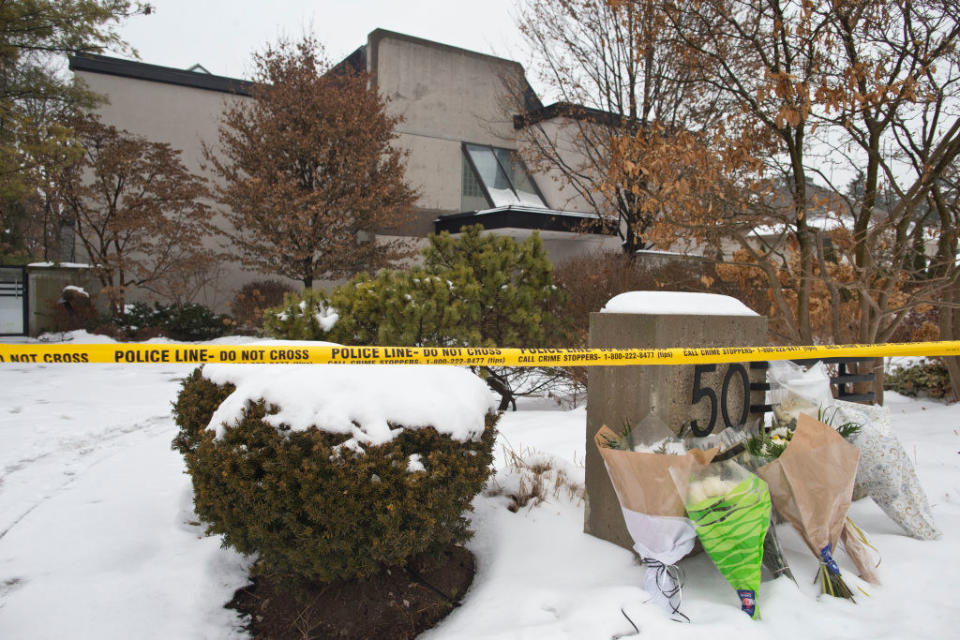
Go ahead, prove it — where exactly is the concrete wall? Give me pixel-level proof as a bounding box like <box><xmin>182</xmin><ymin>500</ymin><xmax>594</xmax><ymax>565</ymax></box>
<box><xmin>73</xmin><ymin>71</ymin><xmax>297</xmax><ymax>309</ymax></box>
<box><xmin>74</xmin><ymin>72</ymin><xmax>240</xmax><ymax>172</ymax></box>
<box><xmin>370</xmin><ymin>31</ymin><xmax>528</xmax><ymax>214</ymax></box>
<box><xmin>518</xmin><ymin>117</ymin><xmax>600</xmax><ymax>214</ymax></box>
<box><xmin>368</xmin><ymin>31</ymin><xmax>619</xmax><ymax>266</ymax></box>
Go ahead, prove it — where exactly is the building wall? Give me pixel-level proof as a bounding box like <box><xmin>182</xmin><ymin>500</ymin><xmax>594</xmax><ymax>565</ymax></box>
<box><xmin>74</xmin><ymin>72</ymin><xmax>239</xmax><ymax>172</ymax></box>
<box><xmin>71</xmin><ymin>70</ymin><xmax>293</xmax><ymax>309</ymax></box>
<box><xmin>369</xmin><ymin>30</ymin><xmax>527</xmax><ymax>214</ymax></box>
<box><xmin>369</xmin><ymin>31</ymin><xmax>617</xmax><ymax>264</ymax></box>
<box><xmin>72</xmin><ymin>31</ymin><xmax>618</xmax><ymax>311</ymax></box>
<box><xmin>516</xmin><ymin>117</ymin><xmax>598</xmax><ymax>215</ymax></box>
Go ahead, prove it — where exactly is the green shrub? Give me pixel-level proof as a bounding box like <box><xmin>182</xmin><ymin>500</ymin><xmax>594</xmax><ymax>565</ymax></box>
<box><xmin>170</xmin><ymin>368</ymin><xmax>235</xmax><ymax>454</ymax></box>
<box><xmin>262</xmin><ymin>288</ymin><xmax>333</xmax><ymax>341</ymax></box>
<box><xmin>419</xmin><ymin>225</ymin><xmax>564</xmax><ymax>348</ymax></box>
<box><xmin>172</xmin><ymin>368</ymin><xmax>498</xmax><ymax>582</ymax></box>
<box><xmin>265</xmin><ymin>269</ymin><xmax>476</xmax><ymax>346</ymax></box>
<box><xmin>884</xmin><ymin>359</ymin><xmax>952</xmax><ymax>399</ymax></box>
<box><xmin>265</xmin><ymin>225</ymin><xmax>564</xmax><ymax>348</ymax></box>
<box><xmin>264</xmin><ymin>225</ymin><xmax>569</xmax><ymax>409</ymax></box>
<box><xmin>109</xmin><ymin>302</ymin><xmax>233</xmax><ymax>341</ymax></box>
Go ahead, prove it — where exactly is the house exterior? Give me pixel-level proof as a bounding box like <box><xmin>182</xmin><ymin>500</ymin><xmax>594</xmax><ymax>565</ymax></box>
<box><xmin>69</xmin><ymin>28</ymin><xmax>620</xmax><ymax>309</ymax></box>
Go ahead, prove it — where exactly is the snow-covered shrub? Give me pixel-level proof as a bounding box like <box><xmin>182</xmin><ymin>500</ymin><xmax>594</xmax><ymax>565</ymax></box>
<box><xmin>170</xmin><ymin>368</ymin><xmax>236</xmax><ymax>454</ymax></box>
<box><xmin>172</xmin><ymin>364</ymin><xmax>498</xmax><ymax>582</ymax></box>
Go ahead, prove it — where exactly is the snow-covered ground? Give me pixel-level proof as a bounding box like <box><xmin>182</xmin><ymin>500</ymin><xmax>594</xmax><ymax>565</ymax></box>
<box><xmin>0</xmin><ymin>334</ymin><xmax>957</xmax><ymax>639</ymax></box>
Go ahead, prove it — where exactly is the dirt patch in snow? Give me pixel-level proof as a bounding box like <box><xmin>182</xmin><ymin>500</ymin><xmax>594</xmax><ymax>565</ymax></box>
<box><xmin>226</xmin><ymin>544</ymin><xmax>475</xmax><ymax>639</ymax></box>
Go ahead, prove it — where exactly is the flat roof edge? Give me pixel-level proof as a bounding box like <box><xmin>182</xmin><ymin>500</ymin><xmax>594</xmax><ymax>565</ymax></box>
<box><xmin>435</xmin><ymin>207</ymin><xmax>614</xmax><ymax>235</ymax></box>
<box><xmin>368</xmin><ymin>29</ymin><xmax>525</xmax><ymax>71</ymax></box>
<box><xmin>69</xmin><ymin>53</ymin><xmax>254</xmax><ymax>96</ymax></box>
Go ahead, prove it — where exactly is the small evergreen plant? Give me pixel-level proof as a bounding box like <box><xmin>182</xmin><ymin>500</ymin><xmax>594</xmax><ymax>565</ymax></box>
<box><xmin>172</xmin><ymin>367</ymin><xmax>498</xmax><ymax>582</ymax></box>
<box><xmin>884</xmin><ymin>359</ymin><xmax>952</xmax><ymax>399</ymax></box>
<box><xmin>109</xmin><ymin>302</ymin><xmax>233</xmax><ymax>341</ymax></box>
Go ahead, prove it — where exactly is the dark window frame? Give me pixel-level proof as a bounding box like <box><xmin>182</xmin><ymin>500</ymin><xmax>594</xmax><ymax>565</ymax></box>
<box><xmin>0</xmin><ymin>265</ymin><xmax>28</xmax><ymax>336</ymax></box>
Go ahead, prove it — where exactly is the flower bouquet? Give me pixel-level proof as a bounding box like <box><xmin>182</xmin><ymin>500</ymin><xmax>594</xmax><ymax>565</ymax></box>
<box><xmin>672</xmin><ymin>460</ymin><xmax>771</xmax><ymax>619</ymax></box>
<box><xmin>754</xmin><ymin>413</ymin><xmax>861</xmax><ymax>599</ymax></box>
<box><xmin>595</xmin><ymin>422</ymin><xmax>716</xmax><ymax>619</ymax></box>
<box><xmin>824</xmin><ymin>399</ymin><xmax>940</xmax><ymax>541</ymax></box>
<box><xmin>744</xmin><ymin>405</ymin><xmax>882</xmax><ymax>585</ymax></box>
<box><xmin>767</xmin><ymin>360</ymin><xmax>939</xmax><ymax>541</ymax></box>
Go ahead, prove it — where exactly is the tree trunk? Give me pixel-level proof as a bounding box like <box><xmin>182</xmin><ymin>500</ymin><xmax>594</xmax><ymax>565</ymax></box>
<box><xmin>872</xmin><ymin>362</ymin><xmax>885</xmax><ymax>407</ymax></box>
<box><xmin>482</xmin><ymin>367</ymin><xmax>517</xmax><ymax>412</ymax></box>
<box><xmin>939</xmin><ymin>277</ymin><xmax>960</xmax><ymax>401</ymax></box>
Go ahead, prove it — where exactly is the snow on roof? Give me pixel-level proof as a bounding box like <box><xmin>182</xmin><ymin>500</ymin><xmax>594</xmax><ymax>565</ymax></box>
<box><xmin>601</xmin><ymin>291</ymin><xmax>759</xmax><ymax>317</ymax></box>
<box><xmin>751</xmin><ymin>214</ymin><xmax>853</xmax><ymax>237</ymax></box>
<box><xmin>27</xmin><ymin>261</ymin><xmax>92</xmax><ymax>268</ymax></box>
<box><xmin>201</xmin><ymin>347</ymin><xmax>496</xmax><ymax>449</ymax></box>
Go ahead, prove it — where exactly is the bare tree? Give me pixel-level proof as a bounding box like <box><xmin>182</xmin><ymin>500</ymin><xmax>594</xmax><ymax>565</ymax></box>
<box><xmin>615</xmin><ymin>0</ymin><xmax>960</xmax><ymax>354</ymax></box>
<box><xmin>510</xmin><ymin>0</ymin><xmax>715</xmax><ymax>252</ymax></box>
<box><xmin>58</xmin><ymin>115</ymin><xmax>214</xmax><ymax>313</ymax></box>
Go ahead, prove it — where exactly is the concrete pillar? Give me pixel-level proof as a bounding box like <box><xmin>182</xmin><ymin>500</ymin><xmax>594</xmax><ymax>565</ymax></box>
<box><xmin>584</xmin><ymin>307</ymin><xmax>768</xmax><ymax>550</ymax></box>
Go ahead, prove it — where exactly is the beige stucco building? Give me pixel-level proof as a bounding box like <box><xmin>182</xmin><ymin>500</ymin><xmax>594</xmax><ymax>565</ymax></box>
<box><xmin>70</xmin><ymin>29</ymin><xmax>620</xmax><ymax>309</ymax></box>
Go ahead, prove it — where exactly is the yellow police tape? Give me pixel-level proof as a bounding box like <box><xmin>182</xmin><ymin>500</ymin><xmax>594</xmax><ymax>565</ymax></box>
<box><xmin>0</xmin><ymin>340</ymin><xmax>959</xmax><ymax>366</ymax></box>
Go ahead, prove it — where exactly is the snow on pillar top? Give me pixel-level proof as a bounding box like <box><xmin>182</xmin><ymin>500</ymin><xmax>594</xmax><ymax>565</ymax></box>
<box><xmin>600</xmin><ymin>291</ymin><xmax>759</xmax><ymax>317</ymax></box>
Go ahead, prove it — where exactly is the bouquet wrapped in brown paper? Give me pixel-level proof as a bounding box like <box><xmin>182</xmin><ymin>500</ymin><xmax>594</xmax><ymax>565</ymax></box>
<box><xmin>595</xmin><ymin>424</ymin><xmax>716</xmax><ymax>619</ymax></box>
<box><xmin>755</xmin><ymin>414</ymin><xmax>861</xmax><ymax>599</ymax></box>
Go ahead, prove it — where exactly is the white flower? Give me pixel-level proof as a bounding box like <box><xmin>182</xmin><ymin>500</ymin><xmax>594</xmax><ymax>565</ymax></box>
<box><xmin>688</xmin><ymin>476</ymin><xmax>738</xmax><ymax>504</ymax></box>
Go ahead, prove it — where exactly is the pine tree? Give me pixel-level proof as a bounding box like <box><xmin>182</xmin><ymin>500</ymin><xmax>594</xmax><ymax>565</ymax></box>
<box><xmin>266</xmin><ymin>225</ymin><xmax>568</xmax><ymax>410</ymax></box>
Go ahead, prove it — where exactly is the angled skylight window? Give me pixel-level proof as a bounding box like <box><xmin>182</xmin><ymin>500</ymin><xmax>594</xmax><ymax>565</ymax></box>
<box><xmin>495</xmin><ymin>147</ymin><xmax>544</xmax><ymax>207</ymax></box>
<box><xmin>461</xmin><ymin>156</ymin><xmax>489</xmax><ymax>212</ymax></box>
<box><xmin>461</xmin><ymin>143</ymin><xmax>547</xmax><ymax>211</ymax></box>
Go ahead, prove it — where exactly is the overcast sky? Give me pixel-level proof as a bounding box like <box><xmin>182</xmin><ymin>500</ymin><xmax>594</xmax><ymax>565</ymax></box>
<box><xmin>112</xmin><ymin>0</ymin><xmax>527</xmax><ymax>80</ymax></box>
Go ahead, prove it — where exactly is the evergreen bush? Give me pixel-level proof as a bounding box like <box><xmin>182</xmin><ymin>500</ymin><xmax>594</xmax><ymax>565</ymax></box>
<box><xmin>172</xmin><ymin>368</ymin><xmax>498</xmax><ymax>582</ymax></box>
<box><xmin>109</xmin><ymin>302</ymin><xmax>233</xmax><ymax>341</ymax></box>
<box><xmin>262</xmin><ymin>288</ymin><xmax>333</xmax><ymax>341</ymax></box>
<box><xmin>884</xmin><ymin>359</ymin><xmax>952</xmax><ymax>400</ymax></box>
<box><xmin>170</xmin><ymin>368</ymin><xmax>235</xmax><ymax>454</ymax></box>
<box><xmin>264</xmin><ymin>225</ymin><xmax>569</xmax><ymax>408</ymax></box>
